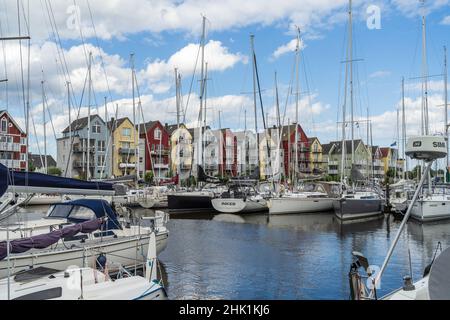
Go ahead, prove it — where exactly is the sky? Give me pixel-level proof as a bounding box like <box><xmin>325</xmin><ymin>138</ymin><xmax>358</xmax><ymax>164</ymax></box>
<box><xmin>0</xmin><ymin>0</ymin><xmax>450</xmax><ymax>159</ymax></box>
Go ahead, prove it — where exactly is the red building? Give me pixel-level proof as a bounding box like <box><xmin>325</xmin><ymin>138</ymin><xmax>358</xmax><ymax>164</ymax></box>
<box><xmin>218</xmin><ymin>129</ymin><xmax>238</xmax><ymax>177</ymax></box>
<box><xmin>0</xmin><ymin>110</ymin><xmax>27</xmax><ymax>171</ymax></box>
<box><xmin>137</xmin><ymin>121</ymin><xmax>170</xmax><ymax>179</ymax></box>
<box><xmin>281</xmin><ymin>123</ymin><xmax>310</xmax><ymax>175</ymax></box>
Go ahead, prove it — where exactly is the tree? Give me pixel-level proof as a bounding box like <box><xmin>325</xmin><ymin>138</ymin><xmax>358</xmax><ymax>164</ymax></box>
<box><xmin>47</xmin><ymin>167</ymin><xmax>62</xmax><ymax>176</ymax></box>
<box><xmin>144</xmin><ymin>171</ymin><xmax>154</xmax><ymax>184</ymax></box>
<box><xmin>28</xmin><ymin>161</ymin><xmax>36</xmax><ymax>172</ymax></box>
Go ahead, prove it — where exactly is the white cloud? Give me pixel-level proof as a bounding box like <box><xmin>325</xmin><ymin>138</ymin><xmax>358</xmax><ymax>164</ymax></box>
<box><xmin>441</xmin><ymin>15</ymin><xmax>450</xmax><ymax>25</ymax></box>
<box><xmin>272</xmin><ymin>38</ymin><xmax>305</xmax><ymax>59</ymax></box>
<box><xmin>139</xmin><ymin>40</ymin><xmax>247</xmax><ymax>94</ymax></box>
<box><xmin>369</xmin><ymin>70</ymin><xmax>391</xmax><ymax>79</ymax></box>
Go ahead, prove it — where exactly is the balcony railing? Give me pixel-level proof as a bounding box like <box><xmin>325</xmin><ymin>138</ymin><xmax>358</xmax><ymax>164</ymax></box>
<box><xmin>119</xmin><ymin>148</ymin><xmax>136</xmax><ymax>155</ymax></box>
<box><xmin>119</xmin><ymin>163</ymin><xmax>136</xmax><ymax>169</ymax></box>
<box><xmin>73</xmin><ymin>161</ymin><xmax>95</xmax><ymax>168</ymax></box>
<box><xmin>0</xmin><ymin>159</ymin><xmax>21</xmax><ymax>168</ymax></box>
<box><xmin>151</xmin><ymin>148</ymin><xmax>169</xmax><ymax>156</ymax></box>
<box><xmin>0</xmin><ymin>142</ymin><xmax>20</xmax><ymax>152</ymax></box>
<box><xmin>73</xmin><ymin>145</ymin><xmax>96</xmax><ymax>153</ymax></box>
<box><xmin>153</xmin><ymin>163</ymin><xmax>169</xmax><ymax>169</ymax></box>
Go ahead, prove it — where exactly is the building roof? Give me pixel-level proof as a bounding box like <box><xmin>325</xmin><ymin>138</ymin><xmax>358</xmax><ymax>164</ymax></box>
<box><xmin>0</xmin><ymin>109</ymin><xmax>26</xmax><ymax>134</ymax></box>
<box><xmin>136</xmin><ymin>121</ymin><xmax>159</xmax><ymax>134</ymax></box>
<box><xmin>329</xmin><ymin>140</ymin><xmax>364</xmax><ymax>155</ymax></box>
<box><xmin>165</xmin><ymin>123</ymin><xmax>185</xmax><ymax>135</ymax></box>
<box><xmin>308</xmin><ymin>137</ymin><xmax>320</xmax><ymax>144</ymax></box>
<box><xmin>29</xmin><ymin>154</ymin><xmax>57</xmax><ymax>169</ymax></box>
<box><xmin>322</xmin><ymin>143</ymin><xmax>335</xmax><ymax>155</ymax></box>
<box><xmin>107</xmin><ymin>117</ymin><xmax>131</xmax><ymax>131</ymax></box>
<box><xmin>62</xmin><ymin>115</ymin><xmax>103</xmax><ymax>134</ymax></box>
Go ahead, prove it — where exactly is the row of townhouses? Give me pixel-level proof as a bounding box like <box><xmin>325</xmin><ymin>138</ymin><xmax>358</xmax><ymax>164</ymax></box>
<box><xmin>0</xmin><ymin>110</ymin><xmax>404</xmax><ymax>182</ymax></box>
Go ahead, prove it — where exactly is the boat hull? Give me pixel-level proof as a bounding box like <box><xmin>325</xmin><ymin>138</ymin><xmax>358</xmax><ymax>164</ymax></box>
<box><xmin>0</xmin><ymin>232</ymin><xmax>169</xmax><ymax>279</ymax></box>
<box><xmin>269</xmin><ymin>197</ymin><xmax>334</xmax><ymax>215</ymax></box>
<box><xmin>168</xmin><ymin>193</ymin><xmax>215</xmax><ymax>213</ymax></box>
<box><xmin>211</xmin><ymin>198</ymin><xmax>268</xmax><ymax>214</ymax></box>
<box><xmin>333</xmin><ymin>198</ymin><xmax>383</xmax><ymax>221</ymax></box>
<box><xmin>410</xmin><ymin>200</ymin><xmax>450</xmax><ymax>222</ymax></box>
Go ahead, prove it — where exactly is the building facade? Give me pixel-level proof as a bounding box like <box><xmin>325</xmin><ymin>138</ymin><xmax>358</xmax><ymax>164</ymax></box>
<box><xmin>281</xmin><ymin>123</ymin><xmax>310</xmax><ymax>177</ymax></box>
<box><xmin>235</xmin><ymin>130</ymin><xmax>258</xmax><ymax>176</ymax></box>
<box><xmin>168</xmin><ymin>124</ymin><xmax>193</xmax><ymax>181</ymax></box>
<box><xmin>308</xmin><ymin>137</ymin><xmax>324</xmax><ymax>174</ymax></box>
<box><xmin>57</xmin><ymin>115</ymin><xmax>111</xmax><ymax>179</ymax></box>
<box><xmin>327</xmin><ymin>140</ymin><xmax>371</xmax><ymax>180</ymax></box>
<box><xmin>108</xmin><ymin>117</ymin><xmax>139</xmax><ymax>178</ymax></box>
<box><xmin>138</xmin><ymin>121</ymin><xmax>170</xmax><ymax>180</ymax></box>
<box><xmin>0</xmin><ymin>110</ymin><xmax>27</xmax><ymax>171</ymax></box>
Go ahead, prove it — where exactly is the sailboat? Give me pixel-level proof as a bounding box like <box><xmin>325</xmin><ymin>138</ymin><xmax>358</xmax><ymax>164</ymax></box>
<box><xmin>0</xmin><ymin>228</ymin><xmax>167</xmax><ymax>300</ymax></box>
<box><xmin>168</xmin><ymin>17</ymin><xmax>226</xmax><ymax>214</ymax></box>
<box><xmin>408</xmin><ymin>21</ymin><xmax>450</xmax><ymax>222</ymax></box>
<box><xmin>268</xmin><ymin>29</ymin><xmax>336</xmax><ymax>215</ymax></box>
<box><xmin>332</xmin><ymin>0</ymin><xmax>383</xmax><ymax>221</ymax></box>
<box><xmin>211</xmin><ymin>34</ymin><xmax>271</xmax><ymax>214</ymax></box>
<box><xmin>0</xmin><ymin>163</ymin><xmax>169</xmax><ymax>278</ymax></box>
<box><xmin>348</xmin><ymin>135</ymin><xmax>448</xmax><ymax>300</ymax></box>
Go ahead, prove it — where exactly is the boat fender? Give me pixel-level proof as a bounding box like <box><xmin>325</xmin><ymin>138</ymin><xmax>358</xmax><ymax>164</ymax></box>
<box><xmin>96</xmin><ymin>254</ymin><xmax>107</xmax><ymax>271</ymax></box>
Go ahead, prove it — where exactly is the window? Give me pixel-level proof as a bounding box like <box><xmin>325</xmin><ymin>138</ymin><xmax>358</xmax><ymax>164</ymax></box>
<box><xmin>68</xmin><ymin>206</ymin><xmax>96</xmax><ymax>220</ymax></box>
<box><xmin>13</xmin><ymin>287</ymin><xmax>63</xmax><ymax>300</ymax></box>
<box><xmin>47</xmin><ymin>204</ymin><xmax>73</xmax><ymax>218</ymax></box>
<box><xmin>98</xmin><ymin>155</ymin><xmax>105</xmax><ymax>165</ymax></box>
<box><xmin>97</xmin><ymin>141</ymin><xmax>106</xmax><ymax>152</ymax></box>
<box><xmin>20</xmin><ymin>154</ymin><xmax>26</xmax><ymax>161</ymax></box>
<box><xmin>122</xmin><ymin>128</ymin><xmax>131</xmax><ymax>137</ymax></box>
<box><xmin>154</xmin><ymin>128</ymin><xmax>161</xmax><ymax>140</ymax></box>
<box><xmin>122</xmin><ymin>142</ymin><xmax>130</xmax><ymax>149</ymax></box>
<box><xmin>1</xmin><ymin>119</ymin><xmax>7</xmax><ymax>133</ymax></box>
<box><xmin>92</xmin><ymin>123</ymin><xmax>101</xmax><ymax>134</ymax></box>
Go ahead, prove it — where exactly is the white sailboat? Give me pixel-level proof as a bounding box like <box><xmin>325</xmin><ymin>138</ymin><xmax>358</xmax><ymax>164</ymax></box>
<box><xmin>348</xmin><ymin>135</ymin><xmax>448</xmax><ymax>300</ymax></box>
<box><xmin>408</xmin><ymin>12</ymin><xmax>450</xmax><ymax>222</ymax></box>
<box><xmin>0</xmin><ymin>230</ymin><xmax>167</xmax><ymax>300</ymax></box>
<box><xmin>0</xmin><ymin>198</ymin><xmax>169</xmax><ymax>279</ymax></box>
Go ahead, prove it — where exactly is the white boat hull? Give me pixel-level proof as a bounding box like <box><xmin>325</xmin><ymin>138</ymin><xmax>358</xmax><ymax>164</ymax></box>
<box><xmin>410</xmin><ymin>199</ymin><xmax>450</xmax><ymax>222</ymax></box>
<box><xmin>0</xmin><ymin>232</ymin><xmax>169</xmax><ymax>279</ymax></box>
<box><xmin>211</xmin><ymin>198</ymin><xmax>268</xmax><ymax>214</ymax></box>
<box><xmin>268</xmin><ymin>197</ymin><xmax>334</xmax><ymax>215</ymax></box>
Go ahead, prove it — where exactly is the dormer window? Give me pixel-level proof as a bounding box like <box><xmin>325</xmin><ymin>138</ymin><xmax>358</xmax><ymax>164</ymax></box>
<box><xmin>1</xmin><ymin>118</ymin><xmax>7</xmax><ymax>133</ymax></box>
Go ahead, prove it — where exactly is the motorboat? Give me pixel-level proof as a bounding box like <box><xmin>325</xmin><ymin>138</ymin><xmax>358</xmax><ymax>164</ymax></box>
<box><xmin>389</xmin><ymin>179</ymin><xmax>416</xmax><ymax>213</ymax></box>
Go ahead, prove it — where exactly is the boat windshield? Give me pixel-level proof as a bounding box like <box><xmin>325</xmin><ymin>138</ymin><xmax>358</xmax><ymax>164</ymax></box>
<box><xmin>47</xmin><ymin>205</ymin><xmax>96</xmax><ymax>221</ymax></box>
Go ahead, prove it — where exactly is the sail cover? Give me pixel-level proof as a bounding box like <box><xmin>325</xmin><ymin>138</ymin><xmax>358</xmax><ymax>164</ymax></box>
<box><xmin>0</xmin><ymin>163</ymin><xmax>114</xmax><ymax>197</ymax></box>
<box><xmin>197</xmin><ymin>165</ymin><xmax>220</xmax><ymax>183</ymax></box>
<box><xmin>0</xmin><ymin>218</ymin><xmax>104</xmax><ymax>261</ymax></box>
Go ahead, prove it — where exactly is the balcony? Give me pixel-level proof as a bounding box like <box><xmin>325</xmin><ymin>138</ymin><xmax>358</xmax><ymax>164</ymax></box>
<box><xmin>119</xmin><ymin>148</ymin><xmax>136</xmax><ymax>155</ymax></box>
<box><xmin>151</xmin><ymin>148</ymin><xmax>169</xmax><ymax>156</ymax></box>
<box><xmin>119</xmin><ymin>163</ymin><xmax>136</xmax><ymax>169</ymax></box>
<box><xmin>180</xmin><ymin>164</ymin><xmax>192</xmax><ymax>170</ymax></box>
<box><xmin>0</xmin><ymin>142</ymin><xmax>20</xmax><ymax>152</ymax></box>
<box><xmin>329</xmin><ymin>161</ymin><xmax>339</xmax><ymax>166</ymax></box>
<box><xmin>73</xmin><ymin>161</ymin><xmax>95</xmax><ymax>168</ymax></box>
<box><xmin>0</xmin><ymin>159</ymin><xmax>21</xmax><ymax>168</ymax></box>
<box><xmin>73</xmin><ymin>145</ymin><xmax>96</xmax><ymax>153</ymax></box>
<box><xmin>153</xmin><ymin>163</ymin><xmax>169</xmax><ymax>169</ymax></box>
<box><xmin>329</xmin><ymin>169</ymin><xmax>339</xmax><ymax>175</ymax></box>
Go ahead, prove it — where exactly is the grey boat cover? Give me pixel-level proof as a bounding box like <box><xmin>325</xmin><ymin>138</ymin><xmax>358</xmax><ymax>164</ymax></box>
<box><xmin>0</xmin><ymin>218</ymin><xmax>104</xmax><ymax>261</ymax></box>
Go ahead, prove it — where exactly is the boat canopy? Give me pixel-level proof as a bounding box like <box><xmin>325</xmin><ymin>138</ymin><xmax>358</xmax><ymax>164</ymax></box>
<box><xmin>47</xmin><ymin>199</ymin><xmax>121</xmax><ymax>231</ymax></box>
<box><xmin>0</xmin><ymin>163</ymin><xmax>115</xmax><ymax>197</ymax></box>
<box><xmin>0</xmin><ymin>218</ymin><xmax>104</xmax><ymax>261</ymax></box>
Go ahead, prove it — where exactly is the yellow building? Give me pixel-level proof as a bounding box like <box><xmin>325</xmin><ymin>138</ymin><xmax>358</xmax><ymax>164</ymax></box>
<box><xmin>308</xmin><ymin>137</ymin><xmax>324</xmax><ymax>174</ymax></box>
<box><xmin>108</xmin><ymin>117</ymin><xmax>139</xmax><ymax>177</ymax></box>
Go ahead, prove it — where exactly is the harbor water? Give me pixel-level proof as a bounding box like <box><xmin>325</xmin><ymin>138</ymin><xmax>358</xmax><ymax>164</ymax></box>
<box><xmin>7</xmin><ymin>207</ymin><xmax>450</xmax><ymax>300</ymax></box>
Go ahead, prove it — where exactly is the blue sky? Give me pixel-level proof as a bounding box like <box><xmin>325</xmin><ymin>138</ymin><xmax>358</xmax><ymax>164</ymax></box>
<box><xmin>1</xmin><ymin>0</ymin><xmax>450</xmax><ymax>158</ymax></box>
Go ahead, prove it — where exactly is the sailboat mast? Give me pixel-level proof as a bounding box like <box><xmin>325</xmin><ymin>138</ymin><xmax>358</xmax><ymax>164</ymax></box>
<box><xmin>199</xmin><ymin>16</ymin><xmax>206</xmax><ymax>171</ymax></box>
<box><xmin>444</xmin><ymin>46</ymin><xmax>448</xmax><ymax>182</ymax></box>
<box><xmin>294</xmin><ymin>27</ymin><xmax>301</xmax><ymax>187</ymax></box>
<box><xmin>87</xmin><ymin>52</ymin><xmax>92</xmax><ymax>180</ymax></box>
<box><xmin>67</xmin><ymin>81</ymin><xmax>72</xmax><ymax>178</ymax></box>
<box><xmin>402</xmin><ymin>77</ymin><xmax>407</xmax><ymax>179</ymax></box>
<box><xmin>349</xmin><ymin>0</ymin><xmax>355</xmax><ymax>164</ymax></box>
<box><xmin>250</xmin><ymin>34</ymin><xmax>259</xmax><ymax>172</ymax></box>
<box><xmin>41</xmin><ymin>76</ymin><xmax>47</xmax><ymax>174</ymax></box>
